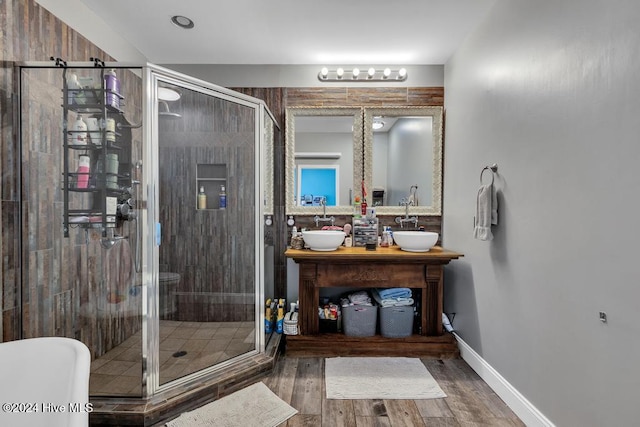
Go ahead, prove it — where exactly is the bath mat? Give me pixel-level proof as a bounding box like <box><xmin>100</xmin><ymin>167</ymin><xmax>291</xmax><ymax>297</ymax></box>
<box><xmin>165</xmin><ymin>381</ymin><xmax>297</xmax><ymax>427</ymax></box>
<box><xmin>325</xmin><ymin>357</ymin><xmax>446</xmax><ymax>399</ymax></box>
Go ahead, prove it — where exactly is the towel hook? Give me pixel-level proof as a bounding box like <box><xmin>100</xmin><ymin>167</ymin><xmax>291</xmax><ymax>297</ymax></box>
<box><xmin>480</xmin><ymin>163</ymin><xmax>498</xmax><ymax>185</ymax></box>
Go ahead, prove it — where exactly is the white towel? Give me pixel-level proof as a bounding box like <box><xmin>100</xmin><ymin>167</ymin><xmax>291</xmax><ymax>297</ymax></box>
<box><xmin>491</xmin><ymin>184</ymin><xmax>498</xmax><ymax>226</ymax></box>
<box><xmin>474</xmin><ymin>184</ymin><xmax>496</xmax><ymax>241</ymax></box>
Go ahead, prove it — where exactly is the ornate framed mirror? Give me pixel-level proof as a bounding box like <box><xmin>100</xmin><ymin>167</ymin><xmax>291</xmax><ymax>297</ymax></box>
<box><xmin>285</xmin><ymin>107</ymin><xmax>364</xmax><ymax>215</ymax></box>
<box><xmin>363</xmin><ymin>106</ymin><xmax>443</xmax><ymax>216</ymax></box>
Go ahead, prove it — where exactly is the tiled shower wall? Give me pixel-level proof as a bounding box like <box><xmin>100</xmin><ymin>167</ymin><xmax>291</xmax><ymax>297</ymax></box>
<box><xmin>1</xmin><ymin>0</ymin><xmax>143</xmax><ymax>360</ymax></box>
<box><xmin>158</xmin><ymin>90</ymin><xmax>257</xmax><ymax>322</ymax></box>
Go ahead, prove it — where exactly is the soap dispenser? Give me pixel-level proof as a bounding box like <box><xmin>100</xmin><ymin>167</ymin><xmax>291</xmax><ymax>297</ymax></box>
<box><xmin>198</xmin><ymin>186</ymin><xmax>207</xmax><ymax>209</ymax></box>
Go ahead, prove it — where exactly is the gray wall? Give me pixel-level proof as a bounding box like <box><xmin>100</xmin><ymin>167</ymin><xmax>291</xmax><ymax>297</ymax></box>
<box><xmin>387</xmin><ymin>118</ymin><xmax>433</xmax><ymax>207</ymax></box>
<box><xmin>443</xmin><ymin>1</ymin><xmax>640</xmax><ymax>426</ymax></box>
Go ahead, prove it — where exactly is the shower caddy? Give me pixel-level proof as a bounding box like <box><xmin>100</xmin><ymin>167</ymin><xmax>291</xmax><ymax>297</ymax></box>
<box><xmin>60</xmin><ymin>58</ymin><xmax>135</xmax><ymax>237</ymax></box>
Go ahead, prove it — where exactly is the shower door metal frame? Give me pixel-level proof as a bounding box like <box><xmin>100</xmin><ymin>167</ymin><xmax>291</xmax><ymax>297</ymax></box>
<box><xmin>142</xmin><ymin>64</ymin><xmax>267</xmax><ymax>397</ymax></box>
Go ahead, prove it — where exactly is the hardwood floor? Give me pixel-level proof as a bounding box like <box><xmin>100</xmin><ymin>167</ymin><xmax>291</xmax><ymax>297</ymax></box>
<box><xmin>263</xmin><ymin>356</ymin><xmax>525</xmax><ymax>426</ymax></box>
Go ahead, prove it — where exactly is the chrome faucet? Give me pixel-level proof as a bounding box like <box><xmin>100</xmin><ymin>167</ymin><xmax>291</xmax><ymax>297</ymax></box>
<box><xmin>314</xmin><ymin>198</ymin><xmax>335</xmax><ymax>227</ymax></box>
<box><xmin>395</xmin><ymin>200</ymin><xmax>418</xmax><ymax>228</ymax></box>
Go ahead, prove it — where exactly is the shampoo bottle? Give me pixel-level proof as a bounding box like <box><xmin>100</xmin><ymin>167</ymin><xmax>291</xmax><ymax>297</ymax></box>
<box><xmin>104</xmin><ymin>69</ymin><xmax>121</xmax><ymax>109</ymax></box>
<box><xmin>70</xmin><ymin>116</ymin><xmax>87</xmax><ymax>145</ymax></box>
<box><xmin>198</xmin><ymin>186</ymin><xmax>207</xmax><ymax>209</ymax></box>
<box><xmin>76</xmin><ymin>155</ymin><xmax>91</xmax><ymax>189</ymax></box>
<box><xmin>219</xmin><ymin>185</ymin><xmax>227</xmax><ymax>209</ymax></box>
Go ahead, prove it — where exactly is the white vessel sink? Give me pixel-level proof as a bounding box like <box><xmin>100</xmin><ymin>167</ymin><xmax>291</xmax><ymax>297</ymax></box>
<box><xmin>393</xmin><ymin>231</ymin><xmax>439</xmax><ymax>252</ymax></box>
<box><xmin>302</xmin><ymin>230</ymin><xmax>346</xmax><ymax>251</ymax></box>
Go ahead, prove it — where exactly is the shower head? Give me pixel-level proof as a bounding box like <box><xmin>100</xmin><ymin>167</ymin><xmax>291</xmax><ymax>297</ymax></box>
<box><xmin>158</xmin><ymin>100</ymin><xmax>182</xmax><ymax>119</ymax></box>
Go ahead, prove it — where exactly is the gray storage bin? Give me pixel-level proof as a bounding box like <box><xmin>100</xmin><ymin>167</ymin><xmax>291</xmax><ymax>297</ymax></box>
<box><xmin>342</xmin><ymin>305</ymin><xmax>377</xmax><ymax>337</ymax></box>
<box><xmin>379</xmin><ymin>305</ymin><xmax>414</xmax><ymax>338</ymax></box>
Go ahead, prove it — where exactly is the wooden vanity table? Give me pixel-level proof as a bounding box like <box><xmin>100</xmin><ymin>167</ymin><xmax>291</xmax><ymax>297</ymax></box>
<box><xmin>284</xmin><ymin>245</ymin><xmax>463</xmax><ymax>357</ymax></box>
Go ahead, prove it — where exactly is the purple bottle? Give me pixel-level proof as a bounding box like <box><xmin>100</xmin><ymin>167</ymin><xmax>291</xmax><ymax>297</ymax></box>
<box><xmin>104</xmin><ymin>69</ymin><xmax>120</xmax><ymax>109</ymax></box>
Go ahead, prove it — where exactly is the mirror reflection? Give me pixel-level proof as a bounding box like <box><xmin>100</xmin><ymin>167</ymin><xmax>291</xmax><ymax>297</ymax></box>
<box><xmin>364</xmin><ymin>107</ymin><xmax>443</xmax><ymax>216</ymax></box>
<box><xmin>286</xmin><ymin>107</ymin><xmax>363</xmax><ymax>215</ymax></box>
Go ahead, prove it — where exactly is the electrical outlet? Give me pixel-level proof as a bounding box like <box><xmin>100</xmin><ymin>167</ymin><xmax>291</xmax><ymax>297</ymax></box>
<box><xmin>599</xmin><ymin>311</ymin><xmax>607</xmax><ymax>323</ymax></box>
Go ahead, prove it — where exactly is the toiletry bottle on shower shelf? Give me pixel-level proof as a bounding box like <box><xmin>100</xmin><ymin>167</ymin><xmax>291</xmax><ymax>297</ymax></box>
<box><xmin>75</xmin><ymin>155</ymin><xmax>91</xmax><ymax>189</ymax></box>
<box><xmin>198</xmin><ymin>186</ymin><xmax>207</xmax><ymax>209</ymax></box>
<box><xmin>69</xmin><ymin>116</ymin><xmax>87</xmax><ymax>145</ymax></box>
<box><xmin>353</xmin><ymin>196</ymin><xmax>361</xmax><ymax>218</ymax></box>
<box><xmin>219</xmin><ymin>185</ymin><xmax>226</xmax><ymax>209</ymax></box>
<box><xmin>104</xmin><ymin>69</ymin><xmax>121</xmax><ymax>109</ymax></box>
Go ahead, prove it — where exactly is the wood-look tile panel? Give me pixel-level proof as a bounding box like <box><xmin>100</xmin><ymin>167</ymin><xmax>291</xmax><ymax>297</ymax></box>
<box><xmin>284</xmin><ymin>87</ymin><xmax>349</xmax><ymax>107</ymax></box>
<box><xmin>346</xmin><ymin>87</ymin><xmax>411</xmax><ymax>105</ymax></box>
<box><xmin>158</xmin><ymin>89</ymin><xmax>257</xmax><ymax>322</ymax></box>
<box><xmin>289</xmin><ymin>357</ymin><xmax>323</xmax><ymax>415</ymax></box>
<box><xmin>285</xmin><ymin>87</ymin><xmax>444</xmax><ymax>108</ymax></box>
<box><xmin>408</xmin><ymin>87</ymin><xmax>445</xmax><ymax>105</ymax></box>
<box><xmin>1</xmin><ymin>0</ymin><xmax>150</xmax><ymax>352</ymax></box>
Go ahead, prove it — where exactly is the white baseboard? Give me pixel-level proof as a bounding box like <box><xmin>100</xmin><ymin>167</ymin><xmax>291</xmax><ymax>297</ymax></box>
<box><xmin>453</xmin><ymin>333</ymin><xmax>555</xmax><ymax>427</ymax></box>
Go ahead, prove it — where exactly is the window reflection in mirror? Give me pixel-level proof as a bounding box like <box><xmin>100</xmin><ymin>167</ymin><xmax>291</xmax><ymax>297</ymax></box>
<box><xmin>364</xmin><ymin>107</ymin><xmax>443</xmax><ymax>216</ymax></box>
<box><xmin>297</xmin><ymin>165</ymin><xmax>339</xmax><ymax>206</ymax></box>
<box><xmin>286</xmin><ymin>107</ymin><xmax>363</xmax><ymax>215</ymax></box>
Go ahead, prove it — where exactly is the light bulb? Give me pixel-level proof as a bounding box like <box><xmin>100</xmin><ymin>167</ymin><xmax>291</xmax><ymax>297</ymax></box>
<box><xmin>320</xmin><ymin>67</ymin><xmax>329</xmax><ymax>79</ymax></box>
<box><xmin>398</xmin><ymin>68</ymin><xmax>407</xmax><ymax>79</ymax></box>
<box><xmin>352</xmin><ymin>68</ymin><xmax>360</xmax><ymax>78</ymax></box>
<box><xmin>336</xmin><ymin>68</ymin><xmax>344</xmax><ymax>78</ymax></box>
<box><xmin>383</xmin><ymin>68</ymin><xmax>391</xmax><ymax>78</ymax></box>
<box><xmin>367</xmin><ymin>68</ymin><xmax>376</xmax><ymax>78</ymax></box>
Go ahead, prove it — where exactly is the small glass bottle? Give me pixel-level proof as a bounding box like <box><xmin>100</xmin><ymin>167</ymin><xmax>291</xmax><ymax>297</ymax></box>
<box><xmin>219</xmin><ymin>185</ymin><xmax>227</xmax><ymax>209</ymax></box>
<box><xmin>380</xmin><ymin>229</ymin><xmax>390</xmax><ymax>247</ymax></box>
<box><xmin>198</xmin><ymin>186</ymin><xmax>207</xmax><ymax>209</ymax></box>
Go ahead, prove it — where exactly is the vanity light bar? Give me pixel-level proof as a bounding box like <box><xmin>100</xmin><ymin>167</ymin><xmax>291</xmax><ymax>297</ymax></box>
<box><xmin>318</xmin><ymin>67</ymin><xmax>407</xmax><ymax>82</ymax></box>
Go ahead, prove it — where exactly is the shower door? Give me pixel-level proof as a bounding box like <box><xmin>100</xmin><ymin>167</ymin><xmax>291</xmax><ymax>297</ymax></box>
<box><xmin>143</xmin><ymin>66</ymin><xmax>265</xmax><ymax>392</ymax></box>
<box><xmin>16</xmin><ymin>62</ymin><xmax>269</xmax><ymax>399</ymax></box>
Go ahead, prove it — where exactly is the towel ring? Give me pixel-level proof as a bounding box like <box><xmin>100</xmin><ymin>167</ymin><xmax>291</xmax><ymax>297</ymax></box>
<box><xmin>480</xmin><ymin>164</ymin><xmax>498</xmax><ymax>185</ymax></box>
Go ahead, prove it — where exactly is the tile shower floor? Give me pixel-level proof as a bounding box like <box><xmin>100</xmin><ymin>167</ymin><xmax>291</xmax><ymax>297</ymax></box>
<box><xmin>89</xmin><ymin>320</ymin><xmax>256</xmax><ymax>396</ymax></box>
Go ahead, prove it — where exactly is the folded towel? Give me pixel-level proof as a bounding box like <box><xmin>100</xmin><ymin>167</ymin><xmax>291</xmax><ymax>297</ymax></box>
<box><xmin>347</xmin><ymin>291</ymin><xmax>372</xmax><ymax>306</ymax></box>
<box><xmin>372</xmin><ymin>289</ymin><xmax>414</xmax><ymax>307</ymax></box>
<box><xmin>380</xmin><ymin>298</ymin><xmax>414</xmax><ymax>307</ymax></box>
<box><xmin>474</xmin><ymin>184</ymin><xmax>495</xmax><ymax>241</ymax></box>
<box><xmin>376</xmin><ymin>288</ymin><xmax>412</xmax><ymax>300</ymax></box>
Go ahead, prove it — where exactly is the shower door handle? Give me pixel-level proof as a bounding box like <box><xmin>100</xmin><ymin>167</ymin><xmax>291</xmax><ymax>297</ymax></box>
<box><xmin>156</xmin><ymin>222</ymin><xmax>162</xmax><ymax>246</ymax></box>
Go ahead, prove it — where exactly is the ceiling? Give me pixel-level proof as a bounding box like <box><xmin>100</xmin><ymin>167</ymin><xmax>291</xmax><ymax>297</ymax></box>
<box><xmin>68</xmin><ymin>0</ymin><xmax>497</xmax><ymax>65</ymax></box>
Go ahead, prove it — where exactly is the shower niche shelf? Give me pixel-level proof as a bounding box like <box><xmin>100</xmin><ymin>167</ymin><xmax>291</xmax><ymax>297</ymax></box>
<box><xmin>61</xmin><ymin>66</ymin><xmax>135</xmax><ymax>237</ymax></box>
<box><xmin>196</xmin><ymin>163</ymin><xmax>227</xmax><ymax>210</ymax></box>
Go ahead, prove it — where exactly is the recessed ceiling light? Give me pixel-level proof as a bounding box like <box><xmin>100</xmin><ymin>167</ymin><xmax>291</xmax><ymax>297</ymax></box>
<box><xmin>171</xmin><ymin>15</ymin><xmax>194</xmax><ymax>29</ymax></box>
<box><xmin>372</xmin><ymin>120</ymin><xmax>385</xmax><ymax>130</ymax></box>
<box><xmin>158</xmin><ymin>87</ymin><xmax>181</xmax><ymax>101</ymax></box>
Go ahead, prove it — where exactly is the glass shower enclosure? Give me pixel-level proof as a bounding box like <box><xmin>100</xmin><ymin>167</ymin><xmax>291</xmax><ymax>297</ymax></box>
<box><xmin>16</xmin><ymin>62</ymin><xmax>275</xmax><ymax>398</ymax></box>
